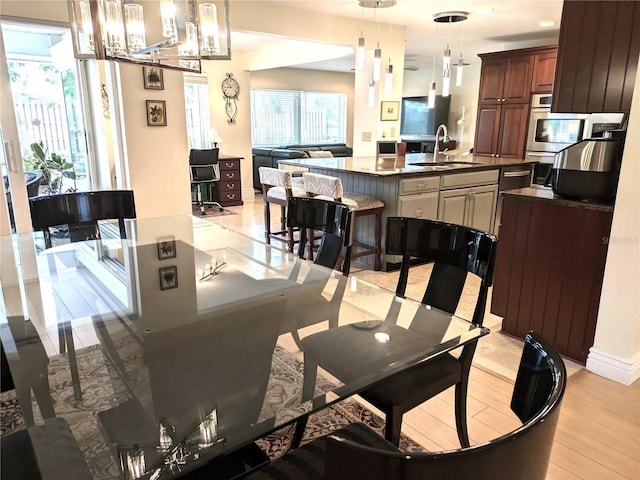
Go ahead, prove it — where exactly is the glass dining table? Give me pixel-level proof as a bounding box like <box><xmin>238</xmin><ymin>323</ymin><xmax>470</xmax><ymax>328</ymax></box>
<box><xmin>0</xmin><ymin>215</ymin><xmax>488</xmax><ymax>480</ymax></box>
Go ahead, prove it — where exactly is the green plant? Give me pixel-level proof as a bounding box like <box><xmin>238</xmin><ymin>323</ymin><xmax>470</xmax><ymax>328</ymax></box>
<box><xmin>24</xmin><ymin>141</ymin><xmax>75</xmax><ymax>194</ymax></box>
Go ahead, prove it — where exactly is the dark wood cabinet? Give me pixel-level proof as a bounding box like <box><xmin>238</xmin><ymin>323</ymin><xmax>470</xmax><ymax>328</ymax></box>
<box><xmin>552</xmin><ymin>1</ymin><xmax>640</xmax><ymax>113</ymax></box>
<box><xmin>532</xmin><ymin>50</ymin><xmax>557</xmax><ymax>93</ymax></box>
<box><xmin>217</xmin><ymin>156</ymin><xmax>243</xmax><ymax>206</ymax></box>
<box><xmin>474</xmin><ymin>45</ymin><xmax>556</xmax><ymax>159</ymax></box>
<box><xmin>474</xmin><ymin>104</ymin><xmax>529</xmax><ymax>159</ymax></box>
<box><xmin>491</xmin><ymin>193</ymin><xmax>613</xmax><ymax>364</ymax></box>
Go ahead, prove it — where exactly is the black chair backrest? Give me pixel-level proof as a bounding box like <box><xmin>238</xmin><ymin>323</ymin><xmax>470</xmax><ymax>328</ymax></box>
<box><xmin>385</xmin><ymin>217</ymin><xmax>497</xmax><ymax>324</ymax></box>
<box><xmin>287</xmin><ymin>196</ymin><xmax>354</xmax><ymax>275</ymax></box>
<box><xmin>325</xmin><ymin>331</ymin><xmax>567</xmax><ymax>480</ymax></box>
<box><xmin>29</xmin><ymin>190</ymin><xmax>136</xmax><ymax>248</ymax></box>
<box><xmin>190</xmin><ymin>148</ymin><xmax>219</xmax><ymax>181</ymax></box>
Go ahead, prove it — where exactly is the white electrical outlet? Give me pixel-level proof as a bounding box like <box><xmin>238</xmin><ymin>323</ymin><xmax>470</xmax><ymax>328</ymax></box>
<box><xmin>362</xmin><ymin>131</ymin><xmax>372</xmax><ymax>142</ymax></box>
<box><xmin>390</xmin><ymin>127</ymin><xmax>396</xmax><ymax>137</ymax></box>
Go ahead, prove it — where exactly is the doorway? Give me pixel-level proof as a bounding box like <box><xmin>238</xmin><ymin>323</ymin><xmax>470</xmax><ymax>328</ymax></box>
<box><xmin>1</xmin><ymin>19</ymin><xmax>92</xmax><ymax>232</ymax></box>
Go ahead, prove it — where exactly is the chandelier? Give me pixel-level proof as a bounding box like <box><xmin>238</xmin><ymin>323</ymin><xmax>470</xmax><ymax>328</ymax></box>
<box><xmin>67</xmin><ymin>0</ymin><xmax>231</xmax><ymax>73</ymax></box>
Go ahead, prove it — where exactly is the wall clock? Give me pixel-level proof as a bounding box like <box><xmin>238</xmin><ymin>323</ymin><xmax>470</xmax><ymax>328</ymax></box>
<box><xmin>222</xmin><ymin>73</ymin><xmax>239</xmax><ymax>124</ymax></box>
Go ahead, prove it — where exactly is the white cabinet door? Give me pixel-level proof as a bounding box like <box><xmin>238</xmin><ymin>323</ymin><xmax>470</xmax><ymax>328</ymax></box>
<box><xmin>398</xmin><ymin>192</ymin><xmax>439</xmax><ymax>219</ymax></box>
<box><xmin>438</xmin><ymin>188</ymin><xmax>470</xmax><ymax>225</ymax></box>
<box><xmin>468</xmin><ymin>184</ymin><xmax>499</xmax><ymax>232</ymax></box>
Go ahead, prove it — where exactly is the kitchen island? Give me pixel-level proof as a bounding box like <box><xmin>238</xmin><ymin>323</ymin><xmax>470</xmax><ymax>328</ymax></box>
<box><xmin>490</xmin><ymin>187</ymin><xmax>614</xmax><ymax>363</ymax></box>
<box><xmin>280</xmin><ymin>153</ymin><xmax>535</xmax><ymax>269</ymax></box>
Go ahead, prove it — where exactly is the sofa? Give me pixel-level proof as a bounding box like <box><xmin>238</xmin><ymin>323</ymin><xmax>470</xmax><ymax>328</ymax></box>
<box><xmin>252</xmin><ymin>143</ymin><xmax>353</xmax><ymax>190</ymax></box>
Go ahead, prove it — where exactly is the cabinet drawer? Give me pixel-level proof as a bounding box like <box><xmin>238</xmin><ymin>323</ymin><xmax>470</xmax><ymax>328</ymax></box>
<box><xmin>440</xmin><ymin>169</ymin><xmax>499</xmax><ymax>190</ymax></box>
<box><xmin>399</xmin><ymin>176</ymin><xmax>439</xmax><ymax>195</ymax></box>
<box><xmin>398</xmin><ymin>192</ymin><xmax>439</xmax><ymax>219</ymax></box>
<box><xmin>219</xmin><ymin>180</ymin><xmax>241</xmax><ymax>193</ymax></box>
<box><xmin>220</xmin><ymin>191</ymin><xmax>241</xmax><ymax>203</ymax></box>
<box><xmin>220</xmin><ymin>169</ymin><xmax>240</xmax><ymax>181</ymax></box>
<box><xmin>219</xmin><ymin>159</ymin><xmax>240</xmax><ymax>171</ymax></box>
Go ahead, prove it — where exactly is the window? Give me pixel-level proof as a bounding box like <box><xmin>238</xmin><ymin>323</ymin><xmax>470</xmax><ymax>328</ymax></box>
<box><xmin>251</xmin><ymin>89</ymin><xmax>347</xmax><ymax>147</ymax></box>
<box><xmin>184</xmin><ymin>74</ymin><xmax>210</xmax><ymax>149</ymax></box>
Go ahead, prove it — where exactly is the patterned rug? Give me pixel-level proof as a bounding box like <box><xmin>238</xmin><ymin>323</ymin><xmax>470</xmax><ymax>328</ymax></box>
<box><xmin>192</xmin><ymin>205</ymin><xmax>237</xmax><ymax>218</ymax></box>
<box><xmin>1</xmin><ymin>342</ymin><xmax>423</xmax><ymax>478</ymax></box>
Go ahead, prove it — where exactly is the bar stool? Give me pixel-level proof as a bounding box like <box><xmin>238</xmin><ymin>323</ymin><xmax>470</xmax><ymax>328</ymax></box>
<box><xmin>258</xmin><ymin>167</ymin><xmax>306</xmax><ymax>252</ymax></box>
<box><xmin>277</xmin><ymin>162</ymin><xmax>308</xmax><ymax>190</ymax></box>
<box><xmin>302</xmin><ymin>172</ymin><xmax>384</xmax><ymax>270</ymax></box>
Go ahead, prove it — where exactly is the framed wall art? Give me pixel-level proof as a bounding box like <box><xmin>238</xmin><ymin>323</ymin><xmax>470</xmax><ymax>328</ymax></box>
<box><xmin>380</xmin><ymin>101</ymin><xmax>400</xmax><ymax>121</ymax></box>
<box><xmin>157</xmin><ymin>236</ymin><xmax>176</xmax><ymax>260</ymax></box>
<box><xmin>159</xmin><ymin>266</ymin><xmax>178</xmax><ymax>290</ymax></box>
<box><xmin>146</xmin><ymin>100</ymin><xmax>167</xmax><ymax>126</ymax></box>
<box><xmin>143</xmin><ymin>66</ymin><xmax>164</xmax><ymax>89</ymax></box>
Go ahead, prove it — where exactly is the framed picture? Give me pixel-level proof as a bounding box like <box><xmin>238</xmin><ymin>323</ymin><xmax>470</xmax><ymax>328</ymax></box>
<box><xmin>159</xmin><ymin>266</ymin><xmax>178</xmax><ymax>290</ymax></box>
<box><xmin>146</xmin><ymin>100</ymin><xmax>167</xmax><ymax>126</ymax></box>
<box><xmin>143</xmin><ymin>67</ymin><xmax>163</xmax><ymax>90</ymax></box>
<box><xmin>380</xmin><ymin>101</ymin><xmax>400</xmax><ymax>121</ymax></box>
<box><xmin>157</xmin><ymin>236</ymin><xmax>176</xmax><ymax>260</ymax></box>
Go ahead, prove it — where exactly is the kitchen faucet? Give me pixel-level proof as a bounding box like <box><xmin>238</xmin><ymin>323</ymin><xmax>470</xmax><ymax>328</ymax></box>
<box><xmin>434</xmin><ymin>124</ymin><xmax>450</xmax><ymax>159</ymax></box>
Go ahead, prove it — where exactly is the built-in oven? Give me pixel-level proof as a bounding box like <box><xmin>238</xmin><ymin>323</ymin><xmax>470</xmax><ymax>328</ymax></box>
<box><xmin>527</xmin><ymin>94</ymin><xmax>589</xmax><ymax>153</ymax></box>
<box><xmin>526</xmin><ymin>94</ymin><xmax>624</xmax><ymax>186</ymax></box>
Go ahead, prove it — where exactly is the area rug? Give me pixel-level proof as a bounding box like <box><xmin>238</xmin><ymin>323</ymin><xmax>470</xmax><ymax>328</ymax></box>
<box><xmin>1</xmin><ymin>342</ymin><xmax>423</xmax><ymax>479</ymax></box>
<box><xmin>192</xmin><ymin>205</ymin><xmax>237</xmax><ymax>218</ymax></box>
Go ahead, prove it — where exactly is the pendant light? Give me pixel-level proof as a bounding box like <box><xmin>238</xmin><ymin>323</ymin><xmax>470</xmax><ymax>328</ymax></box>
<box><xmin>428</xmin><ymin>56</ymin><xmax>437</xmax><ymax>109</ymax></box>
<box><xmin>383</xmin><ymin>21</ymin><xmax>393</xmax><ymax>94</ymax></box>
<box><xmin>456</xmin><ymin>22</ymin><xmax>465</xmax><ymax>87</ymax></box>
<box><xmin>368</xmin><ymin>76</ymin><xmax>376</xmax><ymax>107</ymax></box>
<box><xmin>373</xmin><ymin>43</ymin><xmax>382</xmax><ymax>82</ymax></box>
<box><xmin>433</xmin><ymin>11</ymin><xmax>469</xmax><ymax>95</ymax></box>
<box><xmin>356</xmin><ymin>5</ymin><xmax>365</xmax><ymax>70</ymax></box>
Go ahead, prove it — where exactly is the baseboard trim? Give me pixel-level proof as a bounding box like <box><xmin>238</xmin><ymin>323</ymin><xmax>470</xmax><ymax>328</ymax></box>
<box><xmin>586</xmin><ymin>347</ymin><xmax>640</xmax><ymax>385</ymax></box>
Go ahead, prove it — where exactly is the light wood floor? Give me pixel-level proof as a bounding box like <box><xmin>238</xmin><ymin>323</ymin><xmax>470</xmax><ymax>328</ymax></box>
<box><xmin>211</xmin><ymin>197</ymin><xmax>640</xmax><ymax>480</ymax></box>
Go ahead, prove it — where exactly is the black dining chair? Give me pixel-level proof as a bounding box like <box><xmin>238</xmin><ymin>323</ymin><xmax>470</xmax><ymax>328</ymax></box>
<box><xmin>29</xmin><ymin>190</ymin><xmax>136</xmax><ymax>249</ymax></box>
<box><xmin>247</xmin><ymin>331</ymin><xmax>567</xmax><ymax>480</ymax></box>
<box><xmin>286</xmin><ymin>195</ymin><xmax>354</xmax><ymax>274</ymax></box>
<box><xmin>190</xmin><ymin>148</ymin><xmax>223</xmax><ymax>214</ymax></box>
<box><xmin>28</xmin><ymin>190</ymin><xmax>136</xmax><ymax>401</ymax></box>
<box><xmin>299</xmin><ymin>217</ymin><xmax>498</xmax><ymax>447</ymax></box>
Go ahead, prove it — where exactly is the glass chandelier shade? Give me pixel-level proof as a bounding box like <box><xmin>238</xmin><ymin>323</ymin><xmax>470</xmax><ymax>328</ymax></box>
<box><xmin>456</xmin><ymin>54</ymin><xmax>464</xmax><ymax>87</ymax></box>
<box><xmin>428</xmin><ymin>81</ymin><xmax>436</xmax><ymax>109</ymax></box>
<box><xmin>372</xmin><ymin>45</ymin><xmax>382</xmax><ymax>82</ymax></box>
<box><xmin>356</xmin><ymin>35</ymin><xmax>365</xmax><ymax>70</ymax></box>
<box><xmin>368</xmin><ymin>77</ymin><xmax>376</xmax><ymax>107</ymax></box>
<box><xmin>384</xmin><ymin>61</ymin><xmax>393</xmax><ymax>95</ymax></box>
<box><xmin>68</xmin><ymin>0</ymin><xmax>232</xmax><ymax>73</ymax></box>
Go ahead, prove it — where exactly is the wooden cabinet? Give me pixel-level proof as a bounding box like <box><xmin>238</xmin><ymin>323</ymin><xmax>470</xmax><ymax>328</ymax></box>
<box><xmin>217</xmin><ymin>156</ymin><xmax>243</xmax><ymax>206</ymax></box>
<box><xmin>478</xmin><ymin>54</ymin><xmax>533</xmax><ymax>105</ymax></box>
<box><xmin>438</xmin><ymin>170</ymin><xmax>499</xmax><ymax>232</ymax></box>
<box><xmin>397</xmin><ymin>176</ymin><xmax>439</xmax><ymax>219</ymax></box>
<box><xmin>475</xmin><ymin>103</ymin><xmax>529</xmax><ymax>159</ymax></box>
<box><xmin>491</xmin><ymin>192</ymin><xmax>613</xmax><ymax>363</ymax></box>
<box><xmin>474</xmin><ymin>45</ymin><xmax>556</xmax><ymax>159</ymax></box>
<box><xmin>532</xmin><ymin>50</ymin><xmax>557</xmax><ymax>93</ymax></box>
<box><xmin>438</xmin><ymin>184</ymin><xmax>498</xmax><ymax>233</ymax></box>
<box><xmin>552</xmin><ymin>1</ymin><xmax>640</xmax><ymax>113</ymax></box>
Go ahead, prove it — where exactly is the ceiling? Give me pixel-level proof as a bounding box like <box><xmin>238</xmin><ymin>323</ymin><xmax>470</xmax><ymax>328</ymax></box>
<box><xmin>232</xmin><ymin>0</ymin><xmax>563</xmax><ymax>72</ymax></box>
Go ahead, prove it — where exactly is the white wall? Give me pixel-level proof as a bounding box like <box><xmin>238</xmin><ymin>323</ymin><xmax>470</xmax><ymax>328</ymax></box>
<box><xmin>118</xmin><ymin>63</ymin><xmax>192</xmax><ymax>218</ymax></box>
<box><xmin>587</xmin><ymin>56</ymin><xmax>640</xmax><ymax>385</ymax></box>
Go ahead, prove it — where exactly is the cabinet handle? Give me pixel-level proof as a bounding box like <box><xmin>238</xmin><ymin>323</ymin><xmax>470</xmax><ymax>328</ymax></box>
<box><xmin>226</xmin><ymin>193</ymin><xmax>236</xmax><ymax>200</ymax></box>
<box><xmin>226</xmin><ymin>183</ymin><xmax>235</xmax><ymax>189</ymax></box>
<box><xmin>225</xmin><ymin>173</ymin><xmax>236</xmax><ymax>179</ymax></box>
<box><xmin>503</xmin><ymin>170</ymin><xmax>531</xmax><ymax>177</ymax></box>
<box><xmin>415</xmin><ymin>208</ymin><xmax>424</xmax><ymax>218</ymax></box>
<box><xmin>502</xmin><ymin>98</ymin><xmax>506</xmax><ymax>102</ymax></box>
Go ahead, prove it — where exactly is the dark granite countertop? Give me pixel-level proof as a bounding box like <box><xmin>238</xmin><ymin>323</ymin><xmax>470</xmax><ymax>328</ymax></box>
<box><xmin>278</xmin><ymin>153</ymin><xmax>536</xmax><ymax>178</ymax></box>
<box><xmin>501</xmin><ymin>187</ymin><xmax>615</xmax><ymax>212</ymax></box>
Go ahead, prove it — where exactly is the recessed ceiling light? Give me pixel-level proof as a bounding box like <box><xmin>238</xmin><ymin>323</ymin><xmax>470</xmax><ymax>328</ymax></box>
<box><xmin>475</xmin><ymin>7</ymin><xmax>494</xmax><ymax>14</ymax></box>
<box><xmin>539</xmin><ymin>20</ymin><xmax>556</xmax><ymax>27</ymax></box>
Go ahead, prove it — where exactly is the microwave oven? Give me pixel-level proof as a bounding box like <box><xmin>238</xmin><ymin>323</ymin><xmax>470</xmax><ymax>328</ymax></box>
<box><xmin>526</xmin><ymin>94</ymin><xmax>624</xmax><ymax>155</ymax></box>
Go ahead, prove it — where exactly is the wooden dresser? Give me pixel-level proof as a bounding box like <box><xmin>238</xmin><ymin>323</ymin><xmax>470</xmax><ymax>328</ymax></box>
<box><xmin>217</xmin><ymin>155</ymin><xmax>243</xmax><ymax>206</ymax></box>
